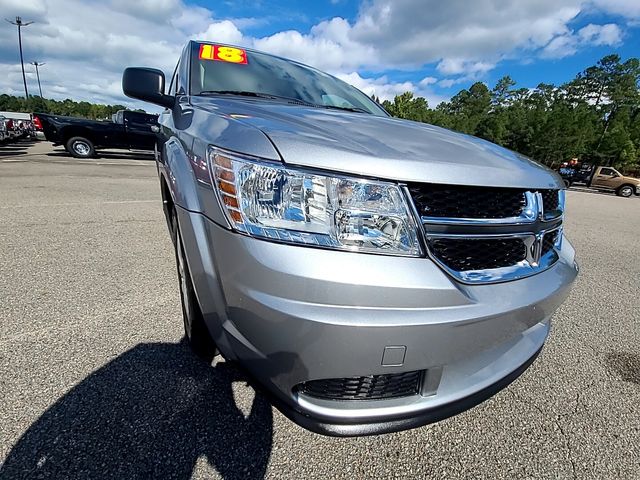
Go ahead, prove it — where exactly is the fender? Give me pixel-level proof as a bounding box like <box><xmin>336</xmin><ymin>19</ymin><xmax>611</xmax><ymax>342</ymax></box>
<box><xmin>160</xmin><ymin>104</ymin><xmax>282</xmax><ymax>226</ymax></box>
<box><xmin>161</xmin><ymin>135</ymin><xmax>202</xmax><ymax>212</ymax></box>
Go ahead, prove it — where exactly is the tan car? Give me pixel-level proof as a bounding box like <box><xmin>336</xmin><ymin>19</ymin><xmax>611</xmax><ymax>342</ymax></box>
<box><xmin>589</xmin><ymin>166</ymin><xmax>640</xmax><ymax>198</ymax></box>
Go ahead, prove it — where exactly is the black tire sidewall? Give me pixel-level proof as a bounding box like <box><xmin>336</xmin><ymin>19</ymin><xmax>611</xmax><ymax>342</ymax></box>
<box><xmin>618</xmin><ymin>185</ymin><xmax>633</xmax><ymax>198</ymax></box>
<box><xmin>170</xmin><ymin>210</ymin><xmax>217</xmax><ymax>360</ymax></box>
<box><xmin>66</xmin><ymin>137</ymin><xmax>95</xmax><ymax>158</ymax></box>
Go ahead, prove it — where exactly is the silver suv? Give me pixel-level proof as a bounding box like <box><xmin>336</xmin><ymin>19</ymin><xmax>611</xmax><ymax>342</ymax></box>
<box><xmin>123</xmin><ymin>41</ymin><xmax>578</xmax><ymax>436</ymax></box>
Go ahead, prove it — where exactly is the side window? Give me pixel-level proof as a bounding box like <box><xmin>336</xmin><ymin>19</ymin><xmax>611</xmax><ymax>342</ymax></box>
<box><xmin>127</xmin><ymin>112</ymin><xmax>142</xmax><ymax>123</ymax></box>
<box><xmin>599</xmin><ymin>168</ymin><xmax>614</xmax><ymax>176</ymax></box>
<box><xmin>116</xmin><ymin>111</ymin><xmax>124</xmax><ymax>125</ymax></box>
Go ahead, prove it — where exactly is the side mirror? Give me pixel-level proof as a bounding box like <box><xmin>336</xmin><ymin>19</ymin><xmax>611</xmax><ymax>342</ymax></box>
<box><xmin>122</xmin><ymin>67</ymin><xmax>174</xmax><ymax>108</ymax></box>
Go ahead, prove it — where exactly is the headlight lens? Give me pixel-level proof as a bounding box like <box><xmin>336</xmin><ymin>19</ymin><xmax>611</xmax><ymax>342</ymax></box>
<box><xmin>209</xmin><ymin>147</ymin><xmax>421</xmax><ymax>256</ymax></box>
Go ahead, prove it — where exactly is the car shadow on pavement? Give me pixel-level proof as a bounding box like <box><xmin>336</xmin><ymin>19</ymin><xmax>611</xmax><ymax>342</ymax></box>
<box><xmin>0</xmin><ymin>340</ymin><xmax>274</xmax><ymax>480</ymax></box>
<box><xmin>567</xmin><ymin>185</ymin><xmax>638</xmax><ymax>199</ymax></box>
<box><xmin>0</xmin><ymin>143</ymin><xmax>32</xmax><ymax>156</ymax></box>
<box><xmin>46</xmin><ymin>151</ymin><xmax>155</xmax><ymax>161</ymax></box>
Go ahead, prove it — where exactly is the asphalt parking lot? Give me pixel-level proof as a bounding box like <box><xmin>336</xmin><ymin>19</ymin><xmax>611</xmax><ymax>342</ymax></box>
<box><xmin>1</xmin><ymin>140</ymin><xmax>638</xmax><ymax>479</ymax></box>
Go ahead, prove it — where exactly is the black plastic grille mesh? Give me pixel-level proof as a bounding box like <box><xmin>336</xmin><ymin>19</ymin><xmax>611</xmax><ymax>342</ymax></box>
<box><xmin>428</xmin><ymin>237</ymin><xmax>527</xmax><ymax>271</ymax></box>
<box><xmin>542</xmin><ymin>230</ymin><xmax>559</xmax><ymax>256</ymax></box>
<box><xmin>298</xmin><ymin>371</ymin><xmax>421</xmax><ymax>401</ymax></box>
<box><xmin>409</xmin><ymin>184</ymin><xmax>561</xmax><ymax>220</ymax></box>
<box><xmin>409</xmin><ymin>184</ymin><xmax>527</xmax><ymax>219</ymax></box>
<box><xmin>541</xmin><ymin>190</ymin><xmax>560</xmax><ymax>212</ymax></box>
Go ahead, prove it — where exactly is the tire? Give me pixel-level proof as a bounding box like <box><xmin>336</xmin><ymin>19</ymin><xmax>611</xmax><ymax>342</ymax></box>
<box><xmin>563</xmin><ymin>179</ymin><xmax>572</xmax><ymax>188</ymax></box>
<box><xmin>65</xmin><ymin>136</ymin><xmax>95</xmax><ymax>158</ymax></box>
<box><xmin>616</xmin><ymin>185</ymin><xmax>634</xmax><ymax>198</ymax></box>
<box><xmin>170</xmin><ymin>210</ymin><xmax>217</xmax><ymax>361</ymax></box>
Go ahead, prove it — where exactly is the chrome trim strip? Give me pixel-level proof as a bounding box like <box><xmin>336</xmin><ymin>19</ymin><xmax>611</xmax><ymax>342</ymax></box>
<box><xmin>541</xmin><ymin>189</ymin><xmax>565</xmax><ymax>222</ymax></box>
<box><xmin>433</xmin><ymin>249</ymin><xmax>559</xmax><ymax>284</ymax></box>
<box><xmin>401</xmin><ymin>185</ymin><xmax>429</xmax><ymax>256</ymax></box>
<box><xmin>424</xmin><ymin>227</ymin><xmax>563</xmax><ymax>285</ymax></box>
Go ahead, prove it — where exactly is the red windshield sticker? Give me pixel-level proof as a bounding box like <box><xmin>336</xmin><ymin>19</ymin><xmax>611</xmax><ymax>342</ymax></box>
<box><xmin>199</xmin><ymin>44</ymin><xmax>248</xmax><ymax>64</ymax></box>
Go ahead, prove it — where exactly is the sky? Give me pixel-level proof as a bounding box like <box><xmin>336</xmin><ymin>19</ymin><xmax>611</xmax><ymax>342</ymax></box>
<box><xmin>0</xmin><ymin>0</ymin><xmax>638</xmax><ymax>111</ymax></box>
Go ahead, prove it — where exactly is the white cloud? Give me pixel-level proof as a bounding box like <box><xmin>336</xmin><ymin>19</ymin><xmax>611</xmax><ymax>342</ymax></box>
<box><xmin>438</xmin><ymin>78</ymin><xmax>465</xmax><ymax>88</ymax></box>
<box><xmin>591</xmin><ymin>0</ymin><xmax>640</xmax><ymax>20</ymax></box>
<box><xmin>350</xmin><ymin>1</ymin><xmax>583</xmax><ymax>67</ymax></box>
<box><xmin>435</xmin><ymin>58</ymin><xmax>495</xmax><ymax>91</ymax></box>
<box><xmin>253</xmin><ymin>17</ymin><xmax>375</xmax><ymax>71</ymax></box>
<box><xmin>436</xmin><ymin>58</ymin><xmax>495</xmax><ymax>76</ymax></box>
<box><xmin>197</xmin><ymin>20</ymin><xmax>245</xmax><ymax>45</ymax></box>
<box><xmin>578</xmin><ymin>23</ymin><xmax>623</xmax><ymax>45</ymax></box>
<box><xmin>335</xmin><ymin>72</ymin><xmax>448</xmax><ymax>107</ymax></box>
<box><xmin>419</xmin><ymin>76</ymin><xmax>437</xmax><ymax>86</ymax></box>
<box><xmin>541</xmin><ymin>23</ymin><xmax>622</xmax><ymax>58</ymax></box>
<box><xmin>541</xmin><ymin>35</ymin><xmax>579</xmax><ymax>59</ymax></box>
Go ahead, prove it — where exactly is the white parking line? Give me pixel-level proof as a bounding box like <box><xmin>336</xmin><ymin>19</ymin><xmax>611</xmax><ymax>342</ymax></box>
<box><xmin>0</xmin><ymin>200</ymin><xmax>157</xmax><ymax>209</ymax></box>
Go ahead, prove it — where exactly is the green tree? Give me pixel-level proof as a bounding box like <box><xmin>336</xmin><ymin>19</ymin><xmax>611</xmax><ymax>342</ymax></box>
<box><xmin>381</xmin><ymin>54</ymin><xmax>639</xmax><ymax>171</ymax></box>
<box><xmin>0</xmin><ymin>94</ymin><xmax>144</xmax><ymax>119</ymax></box>
<box><xmin>382</xmin><ymin>92</ymin><xmax>430</xmax><ymax>122</ymax></box>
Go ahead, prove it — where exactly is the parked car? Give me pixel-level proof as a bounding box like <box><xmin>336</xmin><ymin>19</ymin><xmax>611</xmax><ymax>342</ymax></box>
<box><xmin>31</xmin><ymin>115</ymin><xmax>46</xmax><ymax>140</ymax></box>
<box><xmin>123</xmin><ymin>41</ymin><xmax>578</xmax><ymax>436</ymax></box>
<box><xmin>5</xmin><ymin>119</ymin><xmax>21</xmax><ymax>140</ymax></box>
<box><xmin>559</xmin><ymin>163</ymin><xmax>640</xmax><ymax>197</ymax></box>
<box><xmin>0</xmin><ymin>111</ymin><xmax>34</xmax><ymax>141</ymax></box>
<box><xmin>36</xmin><ymin>110</ymin><xmax>158</xmax><ymax>158</ymax></box>
<box><xmin>0</xmin><ymin>116</ymin><xmax>7</xmax><ymax>143</ymax></box>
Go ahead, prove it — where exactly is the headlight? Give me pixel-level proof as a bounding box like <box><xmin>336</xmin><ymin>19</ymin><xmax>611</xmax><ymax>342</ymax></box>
<box><xmin>209</xmin><ymin>147</ymin><xmax>422</xmax><ymax>256</ymax></box>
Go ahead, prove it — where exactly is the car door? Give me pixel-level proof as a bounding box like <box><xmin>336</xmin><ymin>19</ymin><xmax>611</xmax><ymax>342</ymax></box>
<box><xmin>106</xmin><ymin>111</ymin><xmax>130</xmax><ymax>148</ymax></box>
<box><xmin>591</xmin><ymin>167</ymin><xmax>619</xmax><ymax>189</ymax></box>
<box><xmin>125</xmin><ymin>112</ymin><xmax>158</xmax><ymax>150</ymax></box>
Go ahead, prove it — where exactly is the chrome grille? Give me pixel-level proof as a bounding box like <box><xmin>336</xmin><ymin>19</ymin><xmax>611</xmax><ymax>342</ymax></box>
<box><xmin>297</xmin><ymin>371</ymin><xmax>422</xmax><ymax>401</ymax></box>
<box><xmin>408</xmin><ymin>184</ymin><xmax>564</xmax><ymax>283</ymax></box>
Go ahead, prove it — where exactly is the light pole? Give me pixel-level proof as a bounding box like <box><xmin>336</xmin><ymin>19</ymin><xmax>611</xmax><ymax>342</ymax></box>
<box><xmin>31</xmin><ymin>61</ymin><xmax>45</xmax><ymax>98</ymax></box>
<box><xmin>5</xmin><ymin>16</ymin><xmax>34</xmax><ymax>99</ymax></box>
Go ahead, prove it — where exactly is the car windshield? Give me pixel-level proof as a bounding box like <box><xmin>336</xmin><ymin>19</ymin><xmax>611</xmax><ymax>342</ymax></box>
<box><xmin>190</xmin><ymin>42</ymin><xmax>387</xmax><ymax>116</ymax></box>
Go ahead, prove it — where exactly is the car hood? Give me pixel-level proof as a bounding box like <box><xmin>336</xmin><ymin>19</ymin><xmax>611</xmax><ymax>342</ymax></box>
<box><xmin>621</xmin><ymin>174</ymin><xmax>640</xmax><ymax>184</ymax></box>
<box><xmin>193</xmin><ymin>98</ymin><xmax>563</xmax><ymax>189</ymax></box>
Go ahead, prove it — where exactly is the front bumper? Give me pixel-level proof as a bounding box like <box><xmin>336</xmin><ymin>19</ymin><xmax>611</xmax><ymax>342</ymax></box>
<box><xmin>177</xmin><ymin>208</ymin><xmax>578</xmax><ymax>435</ymax></box>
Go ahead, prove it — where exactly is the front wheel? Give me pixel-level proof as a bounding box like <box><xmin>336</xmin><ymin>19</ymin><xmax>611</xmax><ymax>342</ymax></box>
<box><xmin>616</xmin><ymin>185</ymin><xmax>634</xmax><ymax>198</ymax></box>
<box><xmin>171</xmin><ymin>210</ymin><xmax>218</xmax><ymax>361</ymax></box>
<box><xmin>65</xmin><ymin>136</ymin><xmax>95</xmax><ymax>158</ymax></box>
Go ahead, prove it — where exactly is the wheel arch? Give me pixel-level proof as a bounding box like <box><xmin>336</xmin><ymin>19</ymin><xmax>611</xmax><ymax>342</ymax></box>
<box><xmin>159</xmin><ymin>172</ymin><xmax>176</xmax><ymax>238</ymax></box>
<box><xmin>161</xmin><ymin>136</ymin><xmax>204</xmax><ymax>213</ymax></box>
<box><xmin>61</xmin><ymin>127</ymin><xmax>95</xmax><ymax>145</ymax></box>
<box><xmin>617</xmin><ymin>183</ymin><xmax>636</xmax><ymax>197</ymax></box>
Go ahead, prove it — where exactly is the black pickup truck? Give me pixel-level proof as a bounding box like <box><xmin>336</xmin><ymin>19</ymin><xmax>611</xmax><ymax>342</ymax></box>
<box><xmin>37</xmin><ymin>110</ymin><xmax>158</xmax><ymax>158</ymax></box>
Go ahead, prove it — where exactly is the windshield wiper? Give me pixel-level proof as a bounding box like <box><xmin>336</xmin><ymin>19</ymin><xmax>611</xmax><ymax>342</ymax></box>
<box><xmin>198</xmin><ymin>90</ymin><xmax>317</xmax><ymax>107</ymax></box>
<box><xmin>199</xmin><ymin>90</ymin><xmax>276</xmax><ymax>99</ymax></box>
<box><xmin>318</xmin><ymin>104</ymin><xmax>370</xmax><ymax>114</ymax></box>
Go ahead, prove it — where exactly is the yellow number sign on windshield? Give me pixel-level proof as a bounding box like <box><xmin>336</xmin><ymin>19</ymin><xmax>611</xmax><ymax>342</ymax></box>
<box><xmin>199</xmin><ymin>44</ymin><xmax>248</xmax><ymax>64</ymax></box>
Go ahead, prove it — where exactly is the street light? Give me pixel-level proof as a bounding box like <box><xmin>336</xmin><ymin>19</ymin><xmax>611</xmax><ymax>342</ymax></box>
<box><xmin>5</xmin><ymin>16</ymin><xmax>34</xmax><ymax>99</ymax></box>
<box><xmin>31</xmin><ymin>61</ymin><xmax>45</xmax><ymax>98</ymax></box>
